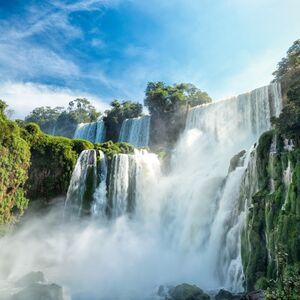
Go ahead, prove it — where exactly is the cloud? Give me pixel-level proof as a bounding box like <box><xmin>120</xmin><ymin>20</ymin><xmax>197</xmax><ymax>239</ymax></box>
<box><xmin>0</xmin><ymin>0</ymin><xmax>113</xmax><ymax>83</ymax></box>
<box><xmin>0</xmin><ymin>81</ymin><xmax>109</xmax><ymax>119</ymax></box>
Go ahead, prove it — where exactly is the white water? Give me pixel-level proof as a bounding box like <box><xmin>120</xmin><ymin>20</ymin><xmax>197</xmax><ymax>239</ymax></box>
<box><xmin>0</xmin><ymin>83</ymin><xmax>282</xmax><ymax>299</ymax></box>
<box><xmin>91</xmin><ymin>151</ymin><xmax>108</xmax><ymax>218</ymax></box>
<box><xmin>119</xmin><ymin>116</ymin><xmax>150</xmax><ymax>148</ymax></box>
<box><xmin>73</xmin><ymin>119</ymin><xmax>106</xmax><ymax>143</ymax></box>
<box><xmin>64</xmin><ymin>150</ymin><xmax>97</xmax><ymax>219</ymax></box>
<box><xmin>108</xmin><ymin>149</ymin><xmax>160</xmax><ymax>218</ymax></box>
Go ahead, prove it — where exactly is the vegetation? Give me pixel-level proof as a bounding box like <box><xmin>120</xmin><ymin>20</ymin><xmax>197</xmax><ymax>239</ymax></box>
<box><xmin>272</xmin><ymin>39</ymin><xmax>300</xmax><ymax>140</ymax></box>
<box><xmin>144</xmin><ymin>82</ymin><xmax>211</xmax><ymax>147</ymax></box>
<box><xmin>25</xmin><ymin>98</ymin><xmax>100</xmax><ymax>138</ymax></box>
<box><xmin>103</xmin><ymin>100</ymin><xmax>143</xmax><ymax>142</ymax></box>
<box><xmin>94</xmin><ymin>141</ymin><xmax>134</xmax><ymax>160</ymax></box>
<box><xmin>0</xmin><ymin>98</ymin><xmax>136</xmax><ymax>227</ymax></box>
<box><xmin>23</xmin><ymin>82</ymin><xmax>211</xmax><ymax>148</ymax></box>
<box><xmin>22</xmin><ymin>123</ymin><xmax>94</xmax><ymax>200</ymax></box>
<box><xmin>242</xmin><ymin>131</ymin><xmax>300</xmax><ymax>296</ymax></box>
<box><xmin>0</xmin><ymin>100</ymin><xmax>30</xmax><ymax>227</ymax></box>
<box><xmin>241</xmin><ymin>40</ymin><xmax>300</xmax><ymax>296</ymax></box>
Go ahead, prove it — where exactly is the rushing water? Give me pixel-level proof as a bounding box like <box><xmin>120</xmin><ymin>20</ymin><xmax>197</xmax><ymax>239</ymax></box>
<box><xmin>119</xmin><ymin>116</ymin><xmax>150</xmax><ymax>148</ymax></box>
<box><xmin>73</xmin><ymin>119</ymin><xmax>106</xmax><ymax>143</ymax></box>
<box><xmin>0</xmin><ymin>83</ymin><xmax>282</xmax><ymax>299</ymax></box>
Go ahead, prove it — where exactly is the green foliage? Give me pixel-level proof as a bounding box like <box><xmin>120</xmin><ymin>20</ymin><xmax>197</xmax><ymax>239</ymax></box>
<box><xmin>243</xmin><ymin>130</ymin><xmax>300</xmax><ymax>293</ymax></box>
<box><xmin>264</xmin><ymin>264</ymin><xmax>300</xmax><ymax>300</ymax></box>
<box><xmin>25</xmin><ymin>106</ymin><xmax>63</xmax><ymax>135</ymax></box>
<box><xmin>272</xmin><ymin>39</ymin><xmax>300</xmax><ymax>140</ymax></box>
<box><xmin>67</xmin><ymin>98</ymin><xmax>100</xmax><ymax>123</ymax></box>
<box><xmin>144</xmin><ymin>82</ymin><xmax>212</xmax><ymax>147</ymax></box>
<box><xmin>103</xmin><ymin>100</ymin><xmax>143</xmax><ymax>142</ymax></box>
<box><xmin>145</xmin><ymin>82</ymin><xmax>211</xmax><ymax>114</ymax></box>
<box><xmin>95</xmin><ymin>141</ymin><xmax>134</xmax><ymax>160</ymax></box>
<box><xmin>24</xmin><ymin>98</ymin><xmax>100</xmax><ymax>138</ymax></box>
<box><xmin>273</xmin><ymin>39</ymin><xmax>300</xmax><ymax>83</ymax></box>
<box><xmin>21</xmin><ymin>124</ymin><xmax>94</xmax><ymax>200</ymax></box>
<box><xmin>0</xmin><ymin>100</ymin><xmax>30</xmax><ymax>226</ymax></box>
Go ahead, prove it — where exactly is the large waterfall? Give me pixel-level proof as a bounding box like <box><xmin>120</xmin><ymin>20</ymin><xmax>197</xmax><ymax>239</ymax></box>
<box><xmin>119</xmin><ymin>116</ymin><xmax>150</xmax><ymax>148</ymax></box>
<box><xmin>73</xmin><ymin>119</ymin><xmax>106</xmax><ymax>143</ymax></box>
<box><xmin>64</xmin><ymin>148</ymin><xmax>160</xmax><ymax>220</ymax></box>
<box><xmin>0</xmin><ymin>83</ymin><xmax>282</xmax><ymax>300</ymax></box>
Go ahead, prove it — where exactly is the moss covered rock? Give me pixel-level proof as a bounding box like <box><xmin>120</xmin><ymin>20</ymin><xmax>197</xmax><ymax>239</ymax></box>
<box><xmin>242</xmin><ymin>130</ymin><xmax>300</xmax><ymax>295</ymax></box>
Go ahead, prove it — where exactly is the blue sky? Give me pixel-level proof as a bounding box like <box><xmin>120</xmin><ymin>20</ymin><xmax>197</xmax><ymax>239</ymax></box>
<box><xmin>0</xmin><ymin>0</ymin><xmax>300</xmax><ymax>118</ymax></box>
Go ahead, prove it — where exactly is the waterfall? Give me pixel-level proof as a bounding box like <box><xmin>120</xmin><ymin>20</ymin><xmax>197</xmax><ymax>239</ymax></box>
<box><xmin>91</xmin><ymin>151</ymin><xmax>108</xmax><ymax>218</ymax></box>
<box><xmin>186</xmin><ymin>83</ymin><xmax>281</xmax><ymax>149</ymax></box>
<box><xmin>64</xmin><ymin>150</ymin><xmax>98</xmax><ymax>219</ymax></box>
<box><xmin>1</xmin><ymin>83</ymin><xmax>283</xmax><ymax>299</ymax></box>
<box><xmin>119</xmin><ymin>116</ymin><xmax>150</xmax><ymax>148</ymax></box>
<box><xmin>108</xmin><ymin>149</ymin><xmax>160</xmax><ymax>217</ymax></box>
<box><xmin>73</xmin><ymin>119</ymin><xmax>106</xmax><ymax>143</ymax></box>
<box><xmin>64</xmin><ymin>82</ymin><xmax>282</xmax><ymax>293</ymax></box>
<box><xmin>152</xmin><ymin>83</ymin><xmax>282</xmax><ymax>291</ymax></box>
<box><xmin>65</xmin><ymin>149</ymin><xmax>160</xmax><ymax>220</ymax></box>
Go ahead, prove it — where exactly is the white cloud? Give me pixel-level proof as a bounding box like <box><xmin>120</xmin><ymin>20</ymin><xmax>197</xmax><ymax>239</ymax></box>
<box><xmin>0</xmin><ymin>81</ymin><xmax>109</xmax><ymax>119</ymax></box>
<box><xmin>0</xmin><ymin>43</ymin><xmax>79</xmax><ymax>79</ymax></box>
<box><xmin>0</xmin><ymin>0</ymin><xmax>114</xmax><ymax>83</ymax></box>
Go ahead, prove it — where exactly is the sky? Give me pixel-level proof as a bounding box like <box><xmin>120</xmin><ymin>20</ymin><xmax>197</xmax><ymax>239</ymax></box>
<box><xmin>0</xmin><ymin>0</ymin><xmax>300</xmax><ymax>119</ymax></box>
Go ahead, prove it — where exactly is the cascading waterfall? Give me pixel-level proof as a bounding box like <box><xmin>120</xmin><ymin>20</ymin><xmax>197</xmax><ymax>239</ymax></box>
<box><xmin>64</xmin><ymin>150</ymin><xmax>98</xmax><ymax>219</ymax></box>
<box><xmin>108</xmin><ymin>149</ymin><xmax>161</xmax><ymax>217</ymax></box>
<box><xmin>119</xmin><ymin>115</ymin><xmax>150</xmax><ymax>148</ymax></box>
<box><xmin>151</xmin><ymin>82</ymin><xmax>282</xmax><ymax>291</ymax></box>
<box><xmin>65</xmin><ymin>148</ymin><xmax>160</xmax><ymax>220</ymax></box>
<box><xmin>91</xmin><ymin>151</ymin><xmax>108</xmax><ymax>218</ymax></box>
<box><xmin>65</xmin><ymin>82</ymin><xmax>282</xmax><ymax>293</ymax></box>
<box><xmin>0</xmin><ymin>83</ymin><xmax>283</xmax><ymax>300</ymax></box>
<box><xmin>73</xmin><ymin>119</ymin><xmax>106</xmax><ymax>143</ymax></box>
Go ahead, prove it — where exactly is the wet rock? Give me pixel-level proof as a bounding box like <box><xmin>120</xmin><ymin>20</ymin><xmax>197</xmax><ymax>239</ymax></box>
<box><xmin>167</xmin><ymin>283</ymin><xmax>210</xmax><ymax>300</ymax></box>
<box><xmin>11</xmin><ymin>283</ymin><xmax>63</xmax><ymax>300</ymax></box>
<box><xmin>158</xmin><ymin>285</ymin><xmax>168</xmax><ymax>297</ymax></box>
<box><xmin>228</xmin><ymin>150</ymin><xmax>246</xmax><ymax>173</ymax></box>
<box><xmin>215</xmin><ymin>289</ymin><xmax>243</xmax><ymax>299</ymax></box>
<box><xmin>16</xmin><ymin>271</ymin><xmax>45</xmax><ymax>287</ymax></box>
<box><xmin>243</xmin><ymin>290</ymin><xmax>264</xmax><ymax>300</ymax></box>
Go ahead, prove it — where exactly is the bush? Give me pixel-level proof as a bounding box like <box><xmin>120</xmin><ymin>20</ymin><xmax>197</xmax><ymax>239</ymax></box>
<box><xmin>0</xmin><ymin>100</ymin><xmax>31</xmax><ymax>226</ymax></box>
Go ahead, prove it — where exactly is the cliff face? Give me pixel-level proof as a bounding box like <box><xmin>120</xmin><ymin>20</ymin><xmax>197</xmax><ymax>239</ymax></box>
<box><xmin>241</xmin><ymin>131</ymin><xmax>300</xmax><ymax>295</ymax></box>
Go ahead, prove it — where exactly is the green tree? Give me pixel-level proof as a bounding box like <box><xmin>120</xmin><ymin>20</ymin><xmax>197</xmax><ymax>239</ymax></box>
<box><xmin>272</xmin><ymin>39</ymin><xmax>300</xmax><ymax>140</ymax></box>
<box><xmin>25</xmin><ymin>106</ymin><xmax>64</xmax><ymax>134</ymax></box>
<box><xmin>24</xmin><ymin>98</ymin><xmax>101</xmax><ymax>138</ymax></box>
<box><xmin>273</xmin><ymin>39</ymin><xmax>300</xmax><ymax>82</ymax></box>
<box><xmin>103</xmin><ymin>100</ymin><xmax>143</xmax><ymax>142</ymax></box>
<box><xmin>67</xmin><ymin>98</ymin><xmax>100</xmax><ymax>123</ymax></box>
<box><xmin>144</xmin><ymin>81</ymin><xmax>211</xmax><ymax>147</ymax></box>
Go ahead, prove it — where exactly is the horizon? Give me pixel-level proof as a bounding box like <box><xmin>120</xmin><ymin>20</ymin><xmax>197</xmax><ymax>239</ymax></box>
<box><xmin>0</xmin><ymin>0</ymin><xmax>300</xmax><ymax>119</ymax></box>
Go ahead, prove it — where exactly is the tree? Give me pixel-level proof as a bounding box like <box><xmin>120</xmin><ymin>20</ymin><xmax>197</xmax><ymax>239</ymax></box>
<box><xmin>24</xmin><ymin>98</ymin><xmax>101</xmax><ymax>138</ymax></box>
<box><xmin>272</xmin><ymin>39</ymin><xmax>300</xmax><ymax>140</ymax></box>
<box><xmin>273</xmin><ymin>39</ymin><xmax>300</xmax><ymax>82</ymax></box>
<box><xmin>103</xmin><ymin>100</ymin><xmax>143</xmax><ymax>142</ymax></box>
<box><xmin>67</xmin><ymin>98</ymin><xmax>100</xmax><ymax>123</ymax></box>
<box><xmin>25</xmin><ymin>106</ymin><xmax>64</xmax><ymax>134</ymax></box>
<box><xmin>0</xmin><ymin>100</ymin><xmax>8</xmax><ymax>116</ymax></box>
<box><xmin>145</xmin><ymin>82</ymin><xmax>211</xmax><ymax>116</ymax></box>
<box><xmin>184</xmin><ymin>83</ymin><xmax>212</xmax><ymax>107</ymax></box>
<box><xmin>144</xmin><ymin>82</ymin><xmax>212</xmax><ymax>147</ymax></box>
